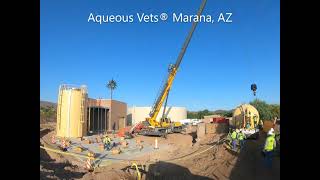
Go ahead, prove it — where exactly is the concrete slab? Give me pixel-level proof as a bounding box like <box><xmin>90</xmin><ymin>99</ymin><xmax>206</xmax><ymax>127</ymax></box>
<box><xmin>55</xmin><ymin>135</ymin><xmax>170</xmax><ymax>167</ymax></box>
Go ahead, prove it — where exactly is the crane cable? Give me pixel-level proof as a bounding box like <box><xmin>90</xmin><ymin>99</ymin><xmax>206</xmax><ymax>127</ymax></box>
<box><xmin>245</xmin><ymin>1</ymin><xmax>274</xmax><ymax>98</ymax></box>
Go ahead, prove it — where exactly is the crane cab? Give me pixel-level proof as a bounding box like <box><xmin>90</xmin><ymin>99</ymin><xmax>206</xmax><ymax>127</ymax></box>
<box><xmin>160</xmin><ymin>117</ymin><xmax>171</xmax><ymax>128</ymax></box>
<box><xmin>160</xmin><ymin>117</ymin><xmax>182</xmax><ymax>133</ymax></box>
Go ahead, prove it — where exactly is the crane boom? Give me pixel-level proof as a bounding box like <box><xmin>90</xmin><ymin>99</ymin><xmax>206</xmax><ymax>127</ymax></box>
<box><xmin>147</xmin><ymin>0</ymin><xmax>207</xmax><ymax>127</ymax></box>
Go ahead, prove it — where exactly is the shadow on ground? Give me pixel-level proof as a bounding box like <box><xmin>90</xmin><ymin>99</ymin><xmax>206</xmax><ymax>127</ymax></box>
<box><xmin>123</xmin><ymin>161</ymin><xmax>213</xmax><ymax>180</ymax></box>
<box><xmin>40</xmin><ymin>128</ymin><xmax>51</xmax><ymax>138</ymax></box>
<box><xmin>40</xmin><ymin>147</ymin><xmax>86</xmax><ymax>180</ymax></box>
<box><xmin>215</xmin><ymin>123</ymin><xmax>229</xmax><ymax>134</ymax></box>
<box><xmin>228</xmin><ymin>132</ymin><xmax>280</xmax><ymax>180</ymax></box>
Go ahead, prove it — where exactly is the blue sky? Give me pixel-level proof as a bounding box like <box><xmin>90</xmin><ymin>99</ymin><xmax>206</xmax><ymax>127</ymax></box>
<box><xmin>40</xmin><ymin>0</ymin><xmax>280</xmax><ymax>111</ymax></box>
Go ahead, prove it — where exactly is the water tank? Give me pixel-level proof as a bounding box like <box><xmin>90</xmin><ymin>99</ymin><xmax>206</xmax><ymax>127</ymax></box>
<box><xmin>56</xmin><ymin>85</ymin><xmax>88</xmax><ymax>138</ymax></box>
<box><xmin>231</xmin><ymin>104</ymin><xmax>260</xmax><ymax>129</ymax></box>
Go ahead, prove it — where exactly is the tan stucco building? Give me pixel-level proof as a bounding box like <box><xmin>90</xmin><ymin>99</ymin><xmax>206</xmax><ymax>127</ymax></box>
<box><xmin>127</xmin><ymin>106</ymin><xmax>187</xmax><ymax>125</ymax></box>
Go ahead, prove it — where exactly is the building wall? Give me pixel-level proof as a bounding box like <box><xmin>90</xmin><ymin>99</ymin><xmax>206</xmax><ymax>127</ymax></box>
<box><xmin>127</xmin><ymin>106</ymin><xmax>187</xmax><ymax>125</ymax></box>
<box><xmin>88</xmin><ymin>98</ymin><xmax>127</xmax><ymax>131</ymax></box>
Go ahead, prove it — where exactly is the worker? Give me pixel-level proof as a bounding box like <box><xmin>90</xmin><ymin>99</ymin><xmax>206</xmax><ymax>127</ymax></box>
<box><xmin>226</xmin><ymin>129</ymin><xmax>232</xmax><ymax>146</ymax></box>
<box><xmin>227</xmin><ymin>129</ymin><xmax>232</xmax><ymax>139</ymax></box>
<box><xmin>237</xmin><ymin>130</ymin><xmax>246</xmax><ymax>150</ymax></box>
<box><xmin>269</xmin><ymin>128</ymin><xmax>275</xmax><ymax>135</ymax></box>
<box><xmin>253</xmin><ymin>116</ymin><xmax>258</xmax><ymax>128</ymax></box>
<box><xmin>61</xmin><ymin>139</ymin><xmax>68</xmax><ymax>151</ymax></box>
<box><xmin>103</xmin><ymin>135</ymin><xmax>112</xmax><ymax>150</ymax></box>
<box><xmin>263</xmin><ymin>129</ymin><xmax>276</xmax><ymax>168</ymax></box>
<box><xmin>275</xmin><ymin>130</ymin><xmax>280</xmax><ymax>144</ymax></box>
<box><xmin>231</xmin><ymin>129</ymin><xmax>238</xmax><ymax>151</ymax></box>
<box><xmin>246</xmin><ymin>121</ymin><xmax>251</xmax><ymax>129</ymax></box>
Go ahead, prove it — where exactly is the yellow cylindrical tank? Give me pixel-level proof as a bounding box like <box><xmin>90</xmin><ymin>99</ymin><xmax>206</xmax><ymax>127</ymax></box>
<box><xmin>56</xmin><ymin>85</ymin><xmax>88</xmax><ymax>138</ymax></box>
<box><xmin>231</xmin><ymin>104</ymin><xmax>260</xmax><ymax>129</ymax></box>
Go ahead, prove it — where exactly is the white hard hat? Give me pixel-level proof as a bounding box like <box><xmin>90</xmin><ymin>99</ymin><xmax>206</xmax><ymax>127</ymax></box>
<box><xmin>269</xmin><ymin>128</ymin><xmax>274</xmax><ymax>134</ymax></box>
<box><xmin>268</xmin><ymin>131</ymin><xmax>274</xmax><ymax>136</ymax></box>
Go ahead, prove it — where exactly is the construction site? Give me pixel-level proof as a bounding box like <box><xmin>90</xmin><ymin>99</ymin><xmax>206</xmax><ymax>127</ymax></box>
<box><xmin>40</xmin><ymin>96</ymin><xmax>280</xmax><ymax>180</ymax></box>
<box><xmin>40</xmin><ymin>0</ymin><xmax>280</xmax><ymax>179</ymax></box>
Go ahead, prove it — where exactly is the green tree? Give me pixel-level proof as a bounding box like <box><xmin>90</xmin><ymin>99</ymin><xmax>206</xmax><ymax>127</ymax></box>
<box><xmin>222</xmin><ymin>110</ymin><xmax>233</xmax><ymax>117</ymax></box>
<box><xmin>187</xmin><ymin>112</ymin><xmax>197</xmax><ymax>119</ymax></box>
<box><xmin>195</xmin><ymin>109</ymin><xmax>213</xmax><ymax>119</ymax></box>
<box><xmin>250</xmin><ymin>99</ymin><xmax>278</xmax><ymax>121</ymax></box>
<box><xmin>197</xmin><ymin>111</ymin><xmax>204</xmax><ymax>119</ymax></box>
<box><xmin>270</xmin><ymin>104</ymin><xmax>280</xmax><ymax>119</ymax></box>
<box><xmin>202</xmin><ymin>109</ymin><xmax>209</xmax><ymax>115</ymax></box>
<box><xmin>40</xmin><ymin>106</ymin><xmax>56</xmax><ymax>122</ymax></box>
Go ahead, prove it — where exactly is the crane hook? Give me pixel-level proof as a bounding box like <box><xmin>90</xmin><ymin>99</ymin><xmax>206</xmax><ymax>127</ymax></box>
<box><xmin>251</xmin><ymin>83</ymin><xmax>257</xmax><ymax>96</ymax></box>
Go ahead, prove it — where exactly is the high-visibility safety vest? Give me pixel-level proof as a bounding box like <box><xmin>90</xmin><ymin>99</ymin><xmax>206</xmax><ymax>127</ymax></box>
<box><xmin>264</xmin><ymin>136</ymin><xmax>276</xmax><ymax>151</ymax></box>
<box><xmin>103</xmin><ymin>137</ymin><xmax>111</xmax><ymax>144</ymax></box>
<box><xmin>231</xmin><ymin>131</ymin><xmax>237</xmax><ymax>139</ymax></box>
<box><xmin>238</xmin><ymin>133</ymin><xmax>245</xmax><ymax>140</ymax></box>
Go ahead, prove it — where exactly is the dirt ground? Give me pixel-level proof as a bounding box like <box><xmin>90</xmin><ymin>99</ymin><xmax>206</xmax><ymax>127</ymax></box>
<box><xmin>40</xmin><ymin>124</ymin><xmax>280</xmax><ymax>180</ymax></box>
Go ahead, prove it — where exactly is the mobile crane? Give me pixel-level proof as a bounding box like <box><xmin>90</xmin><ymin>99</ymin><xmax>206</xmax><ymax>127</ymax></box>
<box><xmin>138</xmin><ymin>0</ymin><xmax>207</xmax><ymax>137</ymax></box>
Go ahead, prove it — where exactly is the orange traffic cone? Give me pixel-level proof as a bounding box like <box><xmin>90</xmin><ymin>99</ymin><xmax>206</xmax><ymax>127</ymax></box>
<box><xmin>61</xmin><ymin>139</ymin><xmax>67</xmax><ymax>151</ymax></box>
<box><xmin>85</xmin><ymin>158</ymin><xmax>93</xmax><ymax>171</ymax></box>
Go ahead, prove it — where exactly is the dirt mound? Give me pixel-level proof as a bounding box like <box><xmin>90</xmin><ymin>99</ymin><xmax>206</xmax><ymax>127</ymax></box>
<box><xmin>40</xmin><ymin>141</ymin><xmax>87</xmax><ymax>180</ymax></box>
<box><xmin>171</xmin><ymin>134</ymin><xmax>280</xmax><ymax>180</ymax></box>
<box><xmin>40</xmin><ymin>159</ymin><xmax>86</xmax><ymax>180</ymax></box>
<box><xmin>145</xmin><ymin>161</ymin><xmax>213</xmax><ymax>180</ymax></box>
<box><xmin>40</xmin><ymin>125</ymin><xmax>87</xmax><ymax>180</ymax></box>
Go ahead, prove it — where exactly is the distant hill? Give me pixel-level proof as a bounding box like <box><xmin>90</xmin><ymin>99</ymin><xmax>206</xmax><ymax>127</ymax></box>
<box><xmin>213</xmin><ymin>109</ymin><xmax>234</xmax><ymax>115</ymax></box>
<box><xmin>212</xmin><ymin>109</ymin><xmax>227</xmax><ymax>114</ymax></box>
<box><xmin>40</xmin><ymin>100</ymin><xmax>56</xmax><ymax>108</ymax></box>
<box><xmin>40</xmin><ymin>101</ymin><xmax>57</xmax><ymax>123</ymax></box>
<box><xmin>187</xmin><ymin>109</ymin><xmax>234</xmax><ymax>119</ymax></box>
<box><xmin>213</xmin><ymin>109</ymin><xmax>234</xmax><ymax>117</ymax></box>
